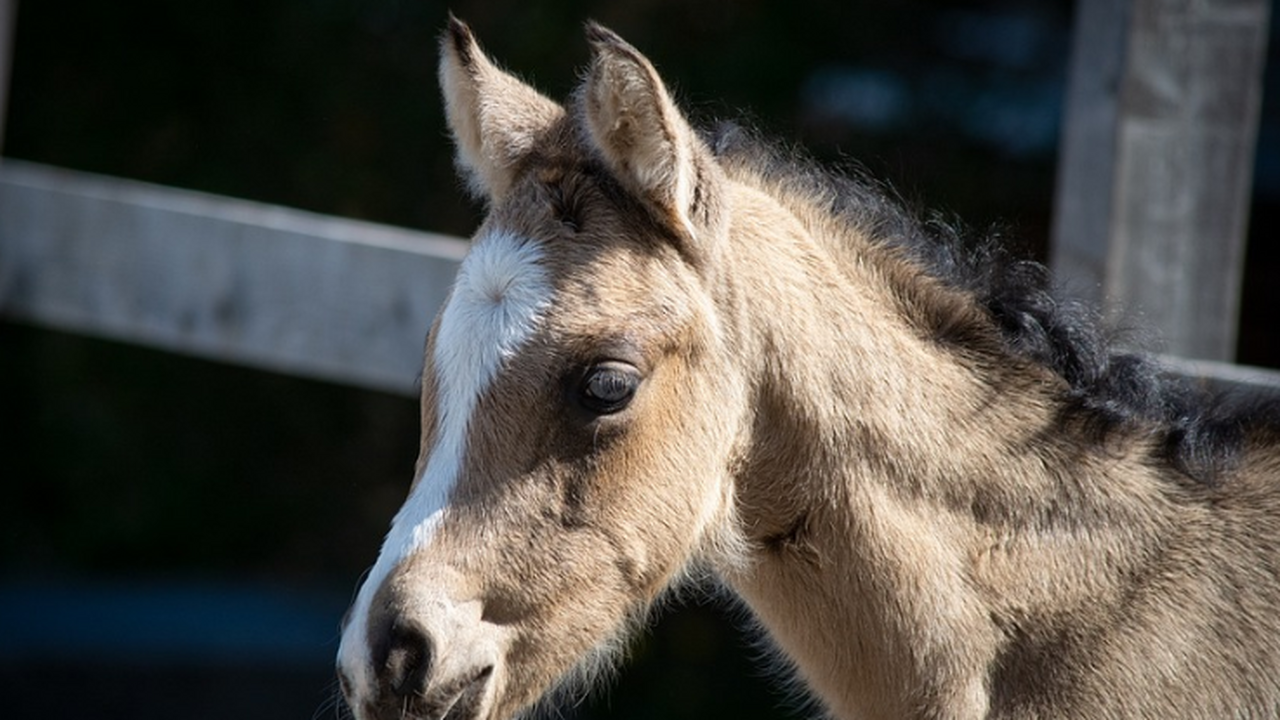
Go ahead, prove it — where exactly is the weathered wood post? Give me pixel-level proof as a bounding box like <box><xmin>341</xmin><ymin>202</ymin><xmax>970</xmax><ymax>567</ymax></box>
<box><xmin>1051</xmin><ymin>0</ymin><xmax>1271</xmax><ymax>362</ymax></box>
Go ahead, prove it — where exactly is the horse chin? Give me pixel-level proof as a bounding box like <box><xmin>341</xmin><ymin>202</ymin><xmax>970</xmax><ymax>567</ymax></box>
<box><xmin>514</xmin><ymin>604</ymin><xmax>645</xmax><ymax>717</ymax></box>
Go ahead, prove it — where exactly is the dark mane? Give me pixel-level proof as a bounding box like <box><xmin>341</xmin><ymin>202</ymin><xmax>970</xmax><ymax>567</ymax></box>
<box><xmin>704</xmin><ymin>121</ymin><xmax>1279</xmax><ymax>486</ymax></box>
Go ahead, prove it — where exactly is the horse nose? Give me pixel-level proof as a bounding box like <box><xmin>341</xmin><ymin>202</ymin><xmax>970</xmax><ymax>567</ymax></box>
<box><xmin>339</xmin><ymin>570</ymin><xmax>500</xmax><ymax>719</ymax></box>
<box><xmin>370</xmin><ymin>618</ymin><xmax>435</xmax><ymax>699</ymax></box>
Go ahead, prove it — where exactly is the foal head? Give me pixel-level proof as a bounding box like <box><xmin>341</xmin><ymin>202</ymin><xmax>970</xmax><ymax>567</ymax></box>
<box><xmin>338</xmin><ymin>20</ymin><xmax>750</xmax><ymax>720</ymax></box>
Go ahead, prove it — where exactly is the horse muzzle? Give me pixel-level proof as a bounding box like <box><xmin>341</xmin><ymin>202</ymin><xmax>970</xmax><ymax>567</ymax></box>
<box><xmin>338</xmin><ymin>579</ymin><xmax>505</xmax><ymax>720</ymax></box>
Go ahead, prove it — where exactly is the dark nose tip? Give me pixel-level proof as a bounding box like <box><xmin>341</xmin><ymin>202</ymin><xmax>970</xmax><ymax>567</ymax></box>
<box><xmin>372</xmin><ymin>619</ymin><xmax>434</xmax><ymax>698</ymax></box>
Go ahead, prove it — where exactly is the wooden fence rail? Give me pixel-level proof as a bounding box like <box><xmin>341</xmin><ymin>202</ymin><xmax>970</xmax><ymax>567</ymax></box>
<box><xmin>0</xmin><ymin>160</ymin><xmax>465</xmax><ymax>397</ymax></box>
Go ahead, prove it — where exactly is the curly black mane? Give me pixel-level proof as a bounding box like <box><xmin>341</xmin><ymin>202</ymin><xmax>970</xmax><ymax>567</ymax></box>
<box><xmin>705</xmin><ymin>121</ymin><xmax>1279</xmax><ymax>486</ymax></box>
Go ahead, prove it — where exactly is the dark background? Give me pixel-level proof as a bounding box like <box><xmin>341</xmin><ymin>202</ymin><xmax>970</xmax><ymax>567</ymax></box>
<box><xmin>2</xmin><ymin>1</ymin><xmax>1276</xmax><ymax>718</ymax></box>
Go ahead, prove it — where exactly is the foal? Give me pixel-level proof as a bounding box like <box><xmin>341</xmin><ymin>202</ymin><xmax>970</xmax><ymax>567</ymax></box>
<box><xmin>337</xmin><ymin>19</ymin><xmax>1280</xmax><ymax>720</ymax></box>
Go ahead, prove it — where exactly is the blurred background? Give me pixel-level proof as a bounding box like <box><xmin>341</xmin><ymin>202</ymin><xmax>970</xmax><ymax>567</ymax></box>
<box><xmin>1</xmin><ymin>0</ymin><xmax>1277</xmax><ymax>718</ymax></box>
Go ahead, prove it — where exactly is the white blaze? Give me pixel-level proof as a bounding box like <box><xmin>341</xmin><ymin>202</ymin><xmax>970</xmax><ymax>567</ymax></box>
<box><xmin>338</xmin><ymin>229</ymin><xmax>551</xmax><ymax>695</ymax></box>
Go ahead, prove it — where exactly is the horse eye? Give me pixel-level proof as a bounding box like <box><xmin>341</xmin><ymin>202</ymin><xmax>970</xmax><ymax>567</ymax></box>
<box><xmin>579</xmin><ymin>363</ymin><xmax>640</xmax><ymax>415</ymax></box>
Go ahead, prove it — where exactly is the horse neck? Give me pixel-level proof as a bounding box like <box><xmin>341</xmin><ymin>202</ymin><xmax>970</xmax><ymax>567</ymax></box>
<box><xmin>713</xmin><ymin>181</ymin><xmax>1178</xmax><ymax>719</ymax></box>
<box><xmin>719</xmin><ymin>181</ymin><xmax>1103</xmax><ymax>527</ymax></box>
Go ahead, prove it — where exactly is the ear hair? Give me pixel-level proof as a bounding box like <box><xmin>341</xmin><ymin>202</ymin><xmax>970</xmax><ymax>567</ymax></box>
<box><xmin>580</xmin><ymin>23</ymin><xmax>724</xmax><ymax>248</ymax></box>
<box><xmin>439</xmin><ymin>16</ymin><xmax>564</xmax><ymax>202</ymax></box>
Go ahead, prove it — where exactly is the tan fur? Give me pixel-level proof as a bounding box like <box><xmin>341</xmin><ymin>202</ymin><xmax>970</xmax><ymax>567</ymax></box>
<box><xmin>439</xmin><ymin>20</ymin><xmax>564</xmax><ymax>201</ymax></box>
<box><xmin>339</xmin><ymin>19</ymin><xmax>1280</xmax><ymax>720</ymax></box>
<box><xmin>580</xmin><ymin>23</ymin><xmax>718</xmax><ymax>245</ymax></box>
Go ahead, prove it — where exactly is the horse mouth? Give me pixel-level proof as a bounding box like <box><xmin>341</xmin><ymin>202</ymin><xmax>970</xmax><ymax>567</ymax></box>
<box><xmin>426</xmin><ymin>666</ymin><xmax>494</xmax><ymax>720</ymax></box>
<box><xmin>354</xmin><ymin>665</ymin><xmax>493</xmax><ymax>720</ymax></box>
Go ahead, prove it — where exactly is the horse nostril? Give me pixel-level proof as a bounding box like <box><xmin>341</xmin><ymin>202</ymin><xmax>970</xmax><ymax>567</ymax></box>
<box><xmin>383</xmin><ymin>621</ymin><xmax>433</xmax><ymax>698</ymax></box>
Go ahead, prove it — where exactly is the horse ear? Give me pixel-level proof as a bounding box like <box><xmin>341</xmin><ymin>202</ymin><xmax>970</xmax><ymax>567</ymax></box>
<box><xmin>439</xmin><ymin>16</ymin><xmax>563</xmax><ymax>202</ymax></box>
<box><xmin>581</xmin><ymin>24</ymin><xmax>724</xmax><ymax>251</ymax></box>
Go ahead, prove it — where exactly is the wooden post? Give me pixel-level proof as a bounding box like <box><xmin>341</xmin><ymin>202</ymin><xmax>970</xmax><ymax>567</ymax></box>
<box><xmin>0</xmin><ymin>0</ymin><xmax>15</xmax><ymax>154</ymax></box>
<box><xmin>1049</xmin><ymin>0</ymin><xmax>1131</xmax><ymax>307</ymax></box>
<box><xmin>1051</xmin><ymin>0</ymin><xmax>1270</xmax><ymax>362</ymax></box>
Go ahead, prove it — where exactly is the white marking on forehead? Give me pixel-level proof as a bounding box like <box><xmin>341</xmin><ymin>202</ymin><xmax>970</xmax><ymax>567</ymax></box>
<box><xmin>337</xmin><ymin>229</ymin><xmax>552</xmax><ymax>692</ymax></box>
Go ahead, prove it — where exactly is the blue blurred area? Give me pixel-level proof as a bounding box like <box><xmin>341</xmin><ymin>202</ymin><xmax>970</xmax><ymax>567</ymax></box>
<box><xmin>0</xmin><ymin>577</ymin><xmax>351</xmax><ymax>719</ymax></box>
<box><xmin>800</xmin><ymin>7</ymin><xmax>1067</xmax><ymax>157</ymax></box>
<box><xmin>0</xmin><ymin>579</ymin><xmax>347</xmax><ymax>665</ymax></box>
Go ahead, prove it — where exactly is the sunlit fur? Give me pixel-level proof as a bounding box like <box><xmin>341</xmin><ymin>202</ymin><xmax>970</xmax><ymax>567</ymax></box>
<box><xmin>338</xmin><ymin>18</ymin><xmax>1280</xmax><ymax>720</ymax></box>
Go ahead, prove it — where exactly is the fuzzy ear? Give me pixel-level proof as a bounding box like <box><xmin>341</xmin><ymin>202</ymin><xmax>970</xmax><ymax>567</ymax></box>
<box><xmin>439</xmin><ymin>17</ymin><xmax>564</xmax><ymax>201</ymax></box>
<box><xmin>580</xmin><ymin>23</ymin><xmax>724</xmax><ymax>247</ymax></box>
